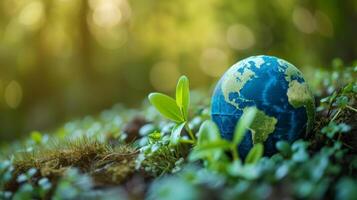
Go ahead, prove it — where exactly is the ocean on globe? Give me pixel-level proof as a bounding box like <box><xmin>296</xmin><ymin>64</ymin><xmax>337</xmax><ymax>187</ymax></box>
<box><xmin>211</xmin><ymin>55</ymin><xmax>315</xmax><ymax>157</ymax></box>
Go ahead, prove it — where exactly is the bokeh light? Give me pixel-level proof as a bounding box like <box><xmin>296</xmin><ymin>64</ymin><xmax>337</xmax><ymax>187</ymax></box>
<box><xmin>18</xmin><ymin>1</ymin><xmax>45</xmax><ymax>30</ymax></box>
<box><xmin>150</xmin><ymin>61</ymin><xmax>180</xmax><ymax>92</ymax></box>
<box><xmin>200</xmin><ymin>48</ymin><xmax>229</xmax><ymax>77</ymax></box>
<box><xmin>0</xmin><ymin>0</ymin><xmax>356</xmax><ymax>141</ymax></box>
<box><xmin>4</xmin><ymin>81</ymin><xmax>23</xmax><ymax>109</ymax></box>
<box><xmin>292</xmin><ymin>6</ymin><xmax>316</xmax><ymax>34</ymax></box>
<box><xmin>226</xmin><ymin>24</ymin><xmax>255</xmax><ymax>50</ymax></box>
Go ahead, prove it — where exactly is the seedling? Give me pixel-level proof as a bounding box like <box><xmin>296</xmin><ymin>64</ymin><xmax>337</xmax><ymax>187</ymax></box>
<box><xmin>189</xmin><ymin>107</ymin><xmax>264</xmax><ymax>170</ymax></box>
<box><xmin>148</xmin><ymin>76</ymin><xmax>196</xmax><ymax>145</ymax></box>
<box><xmin>0</xmin><ymin>64</ymin><xmax>356</xmax><ymax>200</ymax></box>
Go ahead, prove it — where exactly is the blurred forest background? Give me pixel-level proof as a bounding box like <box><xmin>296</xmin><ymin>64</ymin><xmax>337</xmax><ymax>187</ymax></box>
<box><xmin>0</xmin><ymin>0</ymin><xmax>356</xmax><ymax>141</ymax></box>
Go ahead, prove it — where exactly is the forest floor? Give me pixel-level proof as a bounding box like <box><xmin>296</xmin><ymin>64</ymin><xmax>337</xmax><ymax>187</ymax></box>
<box><xmin>0</xmin><ymin>64</ymin><xmax>356</xmax><ymax>200</ymax></box>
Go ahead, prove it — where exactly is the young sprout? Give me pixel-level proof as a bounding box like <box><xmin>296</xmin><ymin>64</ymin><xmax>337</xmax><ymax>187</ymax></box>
<box><xmin>148</xmin><ymin>76</ymin><xmax>196</xmax><ymax>144</ymax></box>
<box><xmin>190</xmin><ymin>107</ymin><xmax>264</xmax><ymax>166</ymax></box>
<box><xmin>231</xmin><ymin>107</ymin><xmax>258</xmax><ymax>161</ymax></box>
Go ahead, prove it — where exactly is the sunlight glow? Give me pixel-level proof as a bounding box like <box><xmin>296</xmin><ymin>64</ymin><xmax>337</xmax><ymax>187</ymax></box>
<box><xmin>150</xmin><ymin>61</ymin><xmax>180</xmax><ymax>92</ymax></box>
<box><xmin>18</xmin><ymin>1</ymin><xmax>45</xmax><ymax>30</ymax></box>
<box><xmin>4</xmin><ymin>81</ymin><xmax>23</xmax><ymax>109</ymax></box>
<box><xmin>227</xmin><ymin>24</ymin><xmax>255</xmax><ymax>50</ymax></box>
<box><xmin>292</xmin><ymin>6</ymin><xmax>316</xmax><ymax>34</ymax></box>
<box><xmin>200</xmin><ymin>48</ymin><xmax>228</xmax><ymax>77</ymax></box>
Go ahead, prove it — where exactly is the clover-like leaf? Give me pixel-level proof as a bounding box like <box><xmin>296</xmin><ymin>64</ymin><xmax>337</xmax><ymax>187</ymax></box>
<box><xmin>148</xmin><ymin>93</ymin><xmax>184</xmax><ymax>123</ymax></box>
<box><xmin>245</xmin><ymin>143</ymin><xmax>264</xmax><ymax>164</ymax></box>
<box><xmin>276</xmin><ymin>141</ymin><xmax>292</xmax><ymax>157</ymax></box>
<box><xmin>176</xmin><ymin>76</ymin><xmax>190</xmax><ymax>120</ymax></box>
<box><xmin>335</xmin><ymin>96</ymin><xmax>349</xmax><ymax>108</ymax></box>
<box><xmin>233</xmin><ymin>107</ymin><xmax>257</xmax><ymax>146</ymax></box>
<box><xmin>170</xmin><ymin>122</ymin><xmax>186</xmax><ymax>145</ymax></box>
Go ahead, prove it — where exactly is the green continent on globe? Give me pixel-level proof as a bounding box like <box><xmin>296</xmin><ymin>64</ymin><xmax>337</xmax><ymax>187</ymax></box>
<box><xmin>280</xmin><ymin>60</ymin><xmax>315</xmax><ymax>131</ymax></box>
<box><xmin>221</xmin><ymin>57</ymin><xmax>265</xmax><ymax>109</ymax></box>
<box><xmin>287</xmin><ymin>80</ymin><xmax>315</xmax><ymax>131</ymax></box>
<box><xmin>244</xmin><ymin>107</ymin><xmax>278</xmax><ymax>144</ymax></box>
<box><xmin>211</xmin><ymin>55</ymin><xmax>315</xmax><ymax>156</ymax></box>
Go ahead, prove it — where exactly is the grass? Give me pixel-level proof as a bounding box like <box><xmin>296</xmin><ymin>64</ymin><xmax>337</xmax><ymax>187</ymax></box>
<box><xmin>3</xmin><ymin>138</ymin><xmax>138</xmax><ymax>198</ymax></box>
<box><xmin>0</xmin><ymin>63</ymin><xmax>356</xmax><ymax>200</ymax></box>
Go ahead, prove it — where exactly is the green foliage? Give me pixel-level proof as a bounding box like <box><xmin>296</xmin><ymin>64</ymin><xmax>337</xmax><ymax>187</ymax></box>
<box><xmin>336</xmin><ymin>178</ymin><xmax>357</xmax><ymax>200</ymax></box>
<box><xmin>137</xmin><ymin>131</ymin><xmax>189</xmax><ymax>177</ymax></box>
<box><xmin>147</xmin><ymin>176</ymin><xmax>198</xmax><ymax>200</ymax></box>
<box><xmin>276</xmin><ymin>141</ymin><xmax>292</xmax><ymax>158</ymax></box>
<box><xmin>176</xmin><ymin>76</ymin><xmax>190</xmax><ymax>121</ymax></box>
<box><xmin>149</xmin><ymin>75</ymin><xmax>195</xmax><ymax>143</ymax></box>
<box><xmin>0</xmin><ymin>65</ymin><xmax>356</xmax><ymax>199</ymax></box>
<box><xmin>233</xmin><ymin>107</ymin><xmax>257</xmax><ymax>146</ymax></box>
<box><xmin>149</xmin><ymin>75</ymin><xmax>190</xmax><ymax>124</ymax></box>
<box><xmin>245</xmin><ymin>143</ymin><xmax>263</xmax><ymax>164</ymax></box>
<box><xmin>169</xmin><ymin>122</ymin><xmax>186</xmax><ymax>146</ymax></box>
<box><xmin>30</xmin><ymin>131</ymin><xmax>43</xmax><ymax>145</ymax></box>
<box><xmin>189</xmin><ymin>120</ymin><xmax>230</xmax><ymax>171</ymax></box>
<box><xmin>148</xmin><ymin>93</ymin><xmax>184</xmax><ymax>123</ymax></box>
<box><xmin>321</xmin><ymin>122</ymin><xmax>351</xmax><ymax>139</ymax></box>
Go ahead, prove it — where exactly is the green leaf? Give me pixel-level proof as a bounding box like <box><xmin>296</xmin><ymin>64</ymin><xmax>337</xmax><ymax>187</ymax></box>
<box><xmin>170</xmin><ymin>122</ymin><xmax>186</xmax><ymax>145</ymax></box>
<box><xmin>342</xmin><ymin>83</ymin><xmax>353</xmax><ymax>94</ymax></box>
<box><xmin>176</xmin><ymin>76</ymin><xmax>190</xmax><ymax>120</ymax></box>
<box><xmin>189</xmin><ymin>140</ymin><xmax>231</xmax><ymax>161</ymax></box>
<box><xmin>353</xmin><ymin>84</ymin><xmax>357</xmax><ymax>93</ymax></box>
<box><xmin>276</xmin><ymin>141</ymin><xmax>292</xmax><ymax>157</ymax></box>
<box><xmin>189</xmin><ymin>120</ymin><xmax>229</xmax><ymax>162</ymax></box>
<box><xmin>149</xmin><ymin>131</ymin><xmax>162</xmax><ymax>141</ymax></box>
<box><xmin>335</xmin><ymin>96</ymin><xmax>349</xmax><ymax>108</ymax></box>
<box><xmin>197</xmin><ymin>120</ymin><xmax>221</xmax><ymax>146</ymax></box>
<box><xmin>233</xmin><ymin>107</ymin><xmax>257</xmax><ymax>145</ymax></box>
<box><xmin>245</xmin><ymin>143</ymin><xmax>264</xmax><ymax>164</ymax></box>
<box><xmin>31</xmin><ymin>131</ymin><xmax>43</xmax><ymax>144</ymax></box>
<box><xmin>188</xmin><ymin>149</ymin><xmax>208</xmax><ymax>161</ymax></box>
<box><xmin>197</xmin><ymin>140</ymin><xmax>232</xmax><ymax>151</ymax></box>
<box><xmin>148</xmin><ymin>93</ymin><xmax>184</xmax><ymax>123</ymax></box>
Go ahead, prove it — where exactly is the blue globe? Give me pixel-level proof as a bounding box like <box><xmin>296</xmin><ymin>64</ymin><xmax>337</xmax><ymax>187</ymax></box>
<box><xmin>211</xmin><ymin>55</ymin><xmax>315</xmax><ymax>157</ymax></box>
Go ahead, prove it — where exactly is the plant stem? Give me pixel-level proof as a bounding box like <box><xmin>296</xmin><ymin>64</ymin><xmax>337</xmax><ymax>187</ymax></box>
<box><xmin>346</xmin><ymin>105</ymin><xmax>357</xmax><ymax>112</ymax></box>
<box><xmin>185</xmin><ymin>123</ymin><xmax>196</xmax><ymax>143</ymax></box>
<box><xmin>331</xmin><ymin>108</ymin><xmax>341</xmax><ymax>122</ymax></box>
<box><xmin>179</xmin><ymin>139</ymin><xmax>194</xmax><ymax>144</ymax></box>
<box><xmin>231</xmin><ymin>146</ymin><xmax>239</xmax><ymax>161</ymax></box>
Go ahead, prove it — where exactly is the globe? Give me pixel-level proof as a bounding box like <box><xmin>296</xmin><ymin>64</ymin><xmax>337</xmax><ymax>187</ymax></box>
<box><xmin>211</xmin><ymin>55</ymin><xmax>315</xmax><ymax>157</ymax></box>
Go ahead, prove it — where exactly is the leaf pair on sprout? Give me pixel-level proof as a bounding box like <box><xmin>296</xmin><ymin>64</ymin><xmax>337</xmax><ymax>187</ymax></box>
<box><xmin>148</xmin><ymin>76</ymin><xmax>195</xmax><ymax>145</ymax></box>
<box><xmin>189</xmin><ymin>108</ymin><xmax>263</xmax><ymax>167</ymax></box>
<box><xmin>148</xmin><ymin>75</ymin><xmax>264</xmax><ymax>165</ymax></box>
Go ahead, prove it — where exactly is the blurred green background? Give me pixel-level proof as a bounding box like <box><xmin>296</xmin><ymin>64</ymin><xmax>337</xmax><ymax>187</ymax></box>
<box><xmin>0</xmin><ymin>0</ymin><xmax>356</xmax><ymax>141</ymax></box>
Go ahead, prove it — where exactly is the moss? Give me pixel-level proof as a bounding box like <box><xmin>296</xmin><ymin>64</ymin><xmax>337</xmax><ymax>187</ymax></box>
<box><xmin>6</xmin><ymin>137</ymin><xmax>138</xmax><ymax>193</ymax></box>
<box><xmin>141</xmin><ymin>144</ymin><xmax>190</xmax><ymax>177</ymax></box>
<box><xmin>92</xmin><ymin>146</ymin><xmax>138</xmax><ymax>185</ymax></box>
